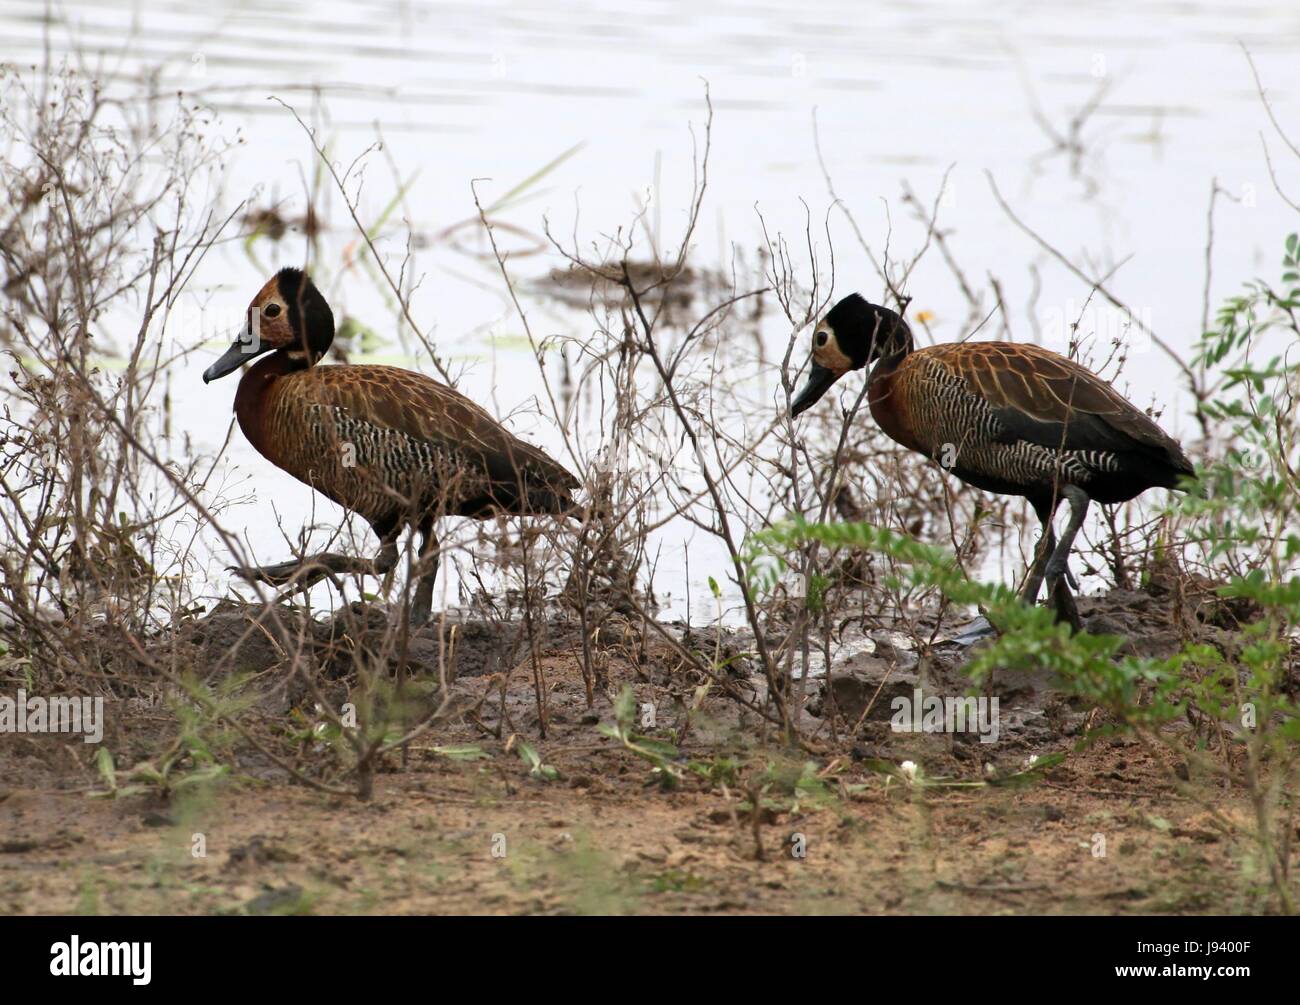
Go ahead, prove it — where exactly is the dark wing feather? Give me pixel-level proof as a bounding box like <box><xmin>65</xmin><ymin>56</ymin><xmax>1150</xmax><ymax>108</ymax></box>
<box><xmin>298</xmin><ymin>364</ymin><xmax>578</xmax><ymax>509</ymax></box>
<box><xmin>936</xmin><ymin>343</ymin><xmax>1192</xmax><ymax>472</ymax></box>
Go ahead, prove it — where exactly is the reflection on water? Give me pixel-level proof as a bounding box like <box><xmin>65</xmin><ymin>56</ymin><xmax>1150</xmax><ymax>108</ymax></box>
<box><xmin>4</xmin><ymin>0</ymin><xmax>1298</xmax><ymax>621</ymax></box>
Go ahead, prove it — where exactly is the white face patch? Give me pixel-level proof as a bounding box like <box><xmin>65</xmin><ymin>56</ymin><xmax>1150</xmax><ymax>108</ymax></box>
<box><xmin>811</xmin><ymin>326</ymin><xmax>854</xmax><ymax>374</ymax></box>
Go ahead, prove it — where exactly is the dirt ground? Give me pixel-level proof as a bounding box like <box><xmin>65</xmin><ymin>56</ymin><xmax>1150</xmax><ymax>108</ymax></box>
<box><xmin>0</xmin><ymin>590</ymin><xmax>1285</xmax><ymax>915</ymax></box>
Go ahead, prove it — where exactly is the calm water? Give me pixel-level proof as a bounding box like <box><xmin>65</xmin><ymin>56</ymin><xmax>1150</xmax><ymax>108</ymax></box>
<box><xmin>5</xmin><ymin>0</ymin><xmax>1299</xmax><ymax>620</ymax></box>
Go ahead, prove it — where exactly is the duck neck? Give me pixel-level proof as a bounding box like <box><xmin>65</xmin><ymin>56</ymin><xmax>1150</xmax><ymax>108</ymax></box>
<box><xmin>233</xmin><ymin>350</ymin><xmax>309</xmax><ymax>460</ymax></box>
<box><xmin>884</xmin><ymin>315</ymin><xmax>914</xmax><ymax>357</ymax></box>
<box><xmin>869</xmin><ymin>326</ymin><xmax>913</xmax><ymax>382</ymax></box>
<box><xmin>866</xmin><ymin>313</ymin><xmax>913</xmax><ymax>375</ymax></box>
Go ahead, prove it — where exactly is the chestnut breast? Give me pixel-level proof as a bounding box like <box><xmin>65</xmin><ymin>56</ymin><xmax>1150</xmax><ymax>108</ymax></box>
<box><xmin>233</xmin><ymin>354</ymin><xmax>294</xmax><ymax>469</ymax></box>
<box><xmin>867</xmin><ymin>357</ymin><xmax>926</xmax><ymax>455</ymax></box>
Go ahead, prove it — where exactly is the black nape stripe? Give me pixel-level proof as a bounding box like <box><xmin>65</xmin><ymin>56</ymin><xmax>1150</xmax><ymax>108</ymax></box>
<box><xmin>276</xmin><ymin>267</ymin><xmax>334</xmax><ymax>359</ymax></box>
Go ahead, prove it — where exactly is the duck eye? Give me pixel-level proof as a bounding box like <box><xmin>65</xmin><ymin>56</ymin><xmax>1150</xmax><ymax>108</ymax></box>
<box><xmin>263</xmin><ymin>303</ymin><xmax>281</xmax><ymax>319</ymax></box>
<box><xmin>814</xmin><ymin>330</ymin><xmax>829</xmax><ymax>347</ymax></box>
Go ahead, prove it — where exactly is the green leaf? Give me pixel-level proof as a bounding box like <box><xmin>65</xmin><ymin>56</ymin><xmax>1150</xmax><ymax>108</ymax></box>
<box><xmin>516</xmin><ymin>741</ymin><xmax>558</xmax><ymax>781</ymax></box>
<box><xmin>431</xmin><ymin>744</ymin><xmax>490</xmax><ymax>761</ymax></box>
<box><xmin>483</xmin><ymin>143</ymin><xmax>584</xmax><ymax>216</ymax></box>
<box><xmin>613</xmin><ymin>685</ymin><xmax>636</xmax><ymax>730</ymax></box>
<box><xmin>95</xmin><ymin>748</ymin><xmax>116</xmax><ymax>791</ymax></box>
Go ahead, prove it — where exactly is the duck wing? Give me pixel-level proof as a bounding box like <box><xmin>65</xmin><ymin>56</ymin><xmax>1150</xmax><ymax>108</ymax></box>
<box><xmin>935</xmin><ymin>342</ymin><xmax>1193</xmax><ymax>473</ymax></box>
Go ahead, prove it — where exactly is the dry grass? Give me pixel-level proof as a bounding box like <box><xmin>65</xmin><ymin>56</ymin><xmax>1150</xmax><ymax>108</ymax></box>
<box><xmin>1</xmin><ymin>53</ymin><xmax>1297</xmax><ymax>915</ymax></box>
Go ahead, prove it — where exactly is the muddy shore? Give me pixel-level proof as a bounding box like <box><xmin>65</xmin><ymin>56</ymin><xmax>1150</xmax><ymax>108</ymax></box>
<box><xmin>1</xmin><ymin>582</ymin><xmax>1280</xmax><ymax>915</ymax></box>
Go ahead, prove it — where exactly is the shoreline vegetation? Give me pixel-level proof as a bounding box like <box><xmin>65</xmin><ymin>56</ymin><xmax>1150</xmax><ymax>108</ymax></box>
<box><xmin>1</xmin><ymin>45</ymin><xmax>1297</xmax><ymax>916</ymax></box>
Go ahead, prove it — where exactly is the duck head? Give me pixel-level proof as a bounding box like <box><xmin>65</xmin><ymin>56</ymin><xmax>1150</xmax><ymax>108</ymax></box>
<box><xmin>790</xmin><ymin>294</ymin><xmax>913</xmax><ymax>416</ymax></box>
<box><xmin>203</xmin><ymin>267</ymin><xmax>335</xmax><ymax>383</ymax></box>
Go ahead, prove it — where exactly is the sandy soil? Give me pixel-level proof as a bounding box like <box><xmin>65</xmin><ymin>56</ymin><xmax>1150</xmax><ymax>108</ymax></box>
<box><xmin>0</xmin><ymin>590</ymin><xmax>1284</xmax><ymax>915</ymax></box>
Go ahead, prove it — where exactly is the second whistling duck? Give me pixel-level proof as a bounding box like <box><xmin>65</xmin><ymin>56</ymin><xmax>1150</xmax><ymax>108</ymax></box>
<box><xmin>791</xmin><ymin>294</ymin><xmax>1194</xmax><ymax>628</ymax></box>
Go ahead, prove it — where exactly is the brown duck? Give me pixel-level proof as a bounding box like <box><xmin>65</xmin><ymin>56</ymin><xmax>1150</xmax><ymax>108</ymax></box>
<box><xmin>791</xmin><ymin>294</ymin><xmax>1194</xmax><ymax>627</ymax></box>
<box><xmin>204</xmin><ymin>268</ymin><xmax>578</xmax><ymax>624</ymax></box>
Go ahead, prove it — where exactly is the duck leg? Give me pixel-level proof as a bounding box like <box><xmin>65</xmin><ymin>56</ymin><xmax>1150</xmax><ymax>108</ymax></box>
<box><xmin>1050</xmin><ymin>576</ymin><xmax>1081</xmax><ymax>630</ymax></box>
<box><xmin>1020</xmin><ymin>491</ymin><xmax>1085</xmax><ymax>630</ymax></box>
<box><xmin>1042</xmin><ymin>485</ymin><xmax>1089</xmax><ymax>631</ymax></box>
<box><xmin>408</xmin><ymin>522</ymin><xmax>440</xmax><ymax>627</ymax></box>
<box><xmin>231</xmin><ymin>523</ymin><xmax>400</xmax><ymax>595</ymax></box>
<box><xmin>1019</xmin><ymin>501</ymin><xmax>1058</xmax><ymax>606</ymax></box>
<box><xmin>1043</xmin><ymin>486</ymin><xmax>1089</xmax><ymax>594</ymax></box>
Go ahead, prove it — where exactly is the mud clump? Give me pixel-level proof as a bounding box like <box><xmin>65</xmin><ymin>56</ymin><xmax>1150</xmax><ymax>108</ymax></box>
<box><xmin>159</xmin><ymin>601</ymin><xmax>499</xmax><ymax>682</ymax></box>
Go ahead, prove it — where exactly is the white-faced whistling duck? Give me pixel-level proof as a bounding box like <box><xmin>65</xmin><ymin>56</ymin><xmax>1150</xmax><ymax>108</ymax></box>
<box><xmin>791</xmin><ymin>294</ymin><xmax>1195</xmax><ymax>629</ymax></box>
<box><xmin>203</xmin><ymin>268</ymin><xmax>579</xmax><ymax>624</ymax></box>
